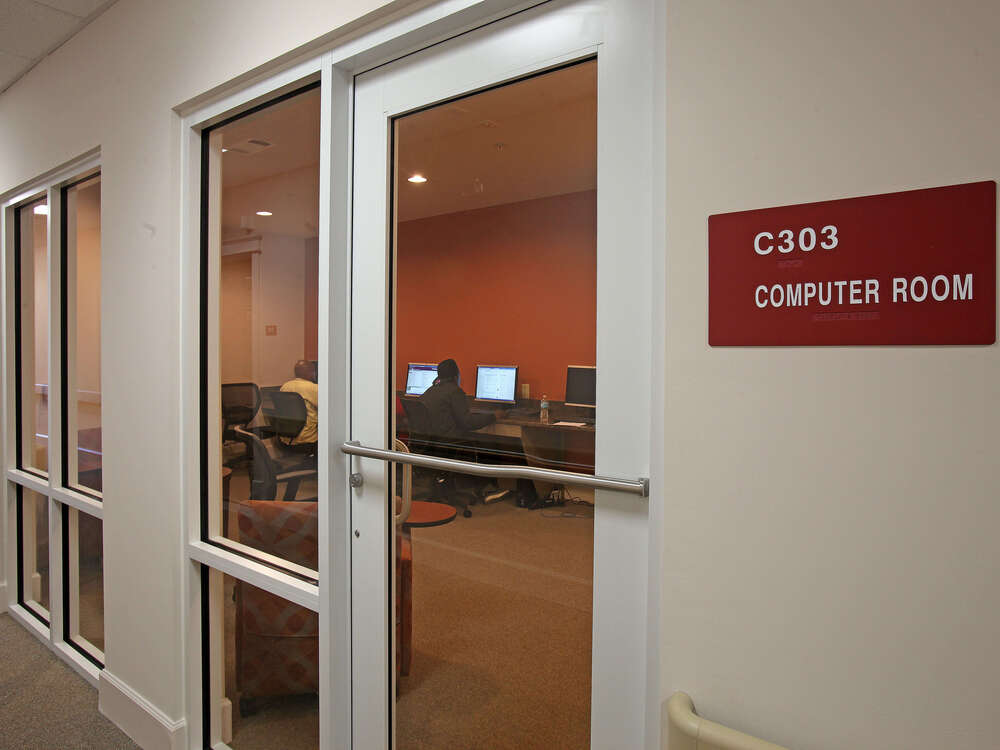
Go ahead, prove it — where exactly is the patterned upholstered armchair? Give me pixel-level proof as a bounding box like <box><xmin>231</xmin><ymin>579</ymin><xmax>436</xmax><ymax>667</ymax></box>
<box><xmin>234</xmin><ymin>501</ymin><xmax>319</xmax><ymax>715</ymax></box>
<box><xmin>233</xmin><ymin>499</ymin><xmax>412</xmax><ymax>714</ymax></box>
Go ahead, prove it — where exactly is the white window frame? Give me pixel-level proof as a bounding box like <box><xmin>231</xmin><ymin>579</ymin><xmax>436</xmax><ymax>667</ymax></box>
<box><xmin>178</xmin><ymin>0</ymin><xmax>665</xmax><ymax>748</ymax></box>
<box><xmin>181</xmin><ymin>52</ymin><xmax>328</xmax><ymax>749</ymax></box>
<box><xmin>1</xmin><ymin>150</ymin><xmax>107</xmax><ymax>686</ymax></box>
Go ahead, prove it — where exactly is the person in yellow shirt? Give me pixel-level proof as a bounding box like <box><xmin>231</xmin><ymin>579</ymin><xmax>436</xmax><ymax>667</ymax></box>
<box><xmin>280</xmin><ymin>360</ymin><xmax>318</xmax><ymax>445</ymax></box>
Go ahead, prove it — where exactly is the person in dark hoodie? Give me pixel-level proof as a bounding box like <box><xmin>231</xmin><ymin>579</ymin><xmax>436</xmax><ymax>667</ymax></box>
<box><xmin>418</xmin><ymin>358</ymin><xmax>496</xmax><ymax>438</ymax></box>
<box><xmin>418</xmin><ymin>358</ymin><xmax>510</xmax><ymax>506</ymax></box>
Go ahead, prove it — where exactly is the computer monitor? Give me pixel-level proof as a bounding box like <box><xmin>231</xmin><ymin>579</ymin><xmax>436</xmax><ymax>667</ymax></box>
<box><xmin>565</xmin><ymin>365</ymin><xmax>596</xmax><ymax>408</ymax></box>
<box><xmin>404</xmin><ymin>363</ymin><xmax>438</xmax><ymax>396</ymax></box>
<box><xmin>475</xmin><ymin>364</ymin><xmax>518</xmax><ymax>404</ymax></box>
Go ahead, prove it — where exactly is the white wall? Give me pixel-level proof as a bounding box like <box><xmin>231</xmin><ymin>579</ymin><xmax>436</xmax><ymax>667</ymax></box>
<box><xmin>256</xmin><ymin>233</ymin><xmax>310</xmax><ymax>387</ymax></box>
<box><xmin>2</xmin><ymin>0</ymin><xmax>997</xmax><ymax>747</ymax></box>
<box><xmin>0</xmin><ymin>0</ymin><xmax>403</xmax><ymax>737</ymax></box>
<box><xmin>664</xmin><ymin>2</ymin><xmax>999</xmax><ymax>748</ymax></box>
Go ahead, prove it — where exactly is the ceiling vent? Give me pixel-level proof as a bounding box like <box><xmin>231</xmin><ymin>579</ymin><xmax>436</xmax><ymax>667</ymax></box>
<box><xmin>224</xmin><ymin>138</ymin><xmax>273</xmax><ymax>155</ymax></box>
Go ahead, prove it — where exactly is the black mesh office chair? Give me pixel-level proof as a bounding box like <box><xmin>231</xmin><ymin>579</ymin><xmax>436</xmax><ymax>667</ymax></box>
<box><xmin>262</xmin><ymin>391</ymin><xmax>314</xmax><ymax>453</ymax></box>
<box><xmin>222</xmin><ymin>383</ymin><xmax>262</xmax><ymax>440</ymax></box>
<box><xmin>400</xmin><ymin>399</ymin><xmax>476</xmax><ymax>518</ymax></box>
<box><xmin>222</xmin><ymin>383</ymin><xmax>263</xmax><ymax>469</ymax></box>
<box><xmin>232</xmin><ymin>425</ymin><xmax>317</xmax><ymax>501</ymax></box>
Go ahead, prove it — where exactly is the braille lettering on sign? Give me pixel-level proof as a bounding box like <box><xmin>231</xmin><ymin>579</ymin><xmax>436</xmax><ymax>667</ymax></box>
<box><xmin>708</xmin><ymin>181</ymin><xmax>996</xmax><ymax>346</ymax></box>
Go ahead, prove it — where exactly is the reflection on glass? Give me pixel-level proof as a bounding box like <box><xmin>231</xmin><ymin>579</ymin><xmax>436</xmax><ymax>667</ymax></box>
<box><xmin>208</xmin><ymin>85</ymin><xmax>320</xmax><ymax>564</ymax></box>
<box><xmin>18</xmin><ymin>197</ymin><xmax>49</xmax><ymax>474</ymax></box>
<box><xmin>20</xmin><ymin>488</ymin><xmax>50</xmax><ymax>619</ymax></box>
<box><xmin>67</xmin><ymin>507</ymin><xmax>104</xmax><ymax>657</ymax></box>
<box><xmin>392</xmin><ymin>62</ymin><xmax>597</xmax><ymax>748</ymax></box>
<box><xmin>215</xmin><ymin>572</ymin><xmax>319</xmax><ymax>749</ymax></box>
<box><xmin>64</xmin><ymin>175</ymin><xmax>103</xmax><ymax>493</ymax></box>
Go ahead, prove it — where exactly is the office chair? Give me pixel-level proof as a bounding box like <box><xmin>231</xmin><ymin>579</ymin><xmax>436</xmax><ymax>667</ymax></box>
<box><xmin>221</xmin><ymin>382</ymin><xmax>262</xmax><ymax>440</ymax></box>
<box><xmin>262</xmin><ymin>391</ymin><xmax>314</xmax><ymax>453</ymax></box>
<box><xmin>232</xmin><ymin>425</ymin><xmax>317</xmax><ymax>501</ymax></box>
<box><xmin>221</xmin><ymin>383</ymin><xmax>263</xmax><ymax>469</ymax></box>
<box><xmin>400</xmin><ymin>398</ymin><xmax>476</xmax><ymax>518</ymax></box>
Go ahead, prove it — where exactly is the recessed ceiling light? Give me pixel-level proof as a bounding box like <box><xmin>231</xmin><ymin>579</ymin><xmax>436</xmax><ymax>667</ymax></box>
<box><xmin>256</xmin><ymin>210</ymin><xmax>273</xmax><ymax>216</ymax></box>
<box><xmin>221</xmin><ymin>148</ymin><xmax>229</xmax><ymax>153</ymax></box>
<box><xmin>33</xmin><ymin>205</ymin><xmax>48</xmax><ymax>215</ymax></box>
<box><xmin>407</xmin><ymin>174</ymin><xmax>428</xmax><ymax>184</ymax></box>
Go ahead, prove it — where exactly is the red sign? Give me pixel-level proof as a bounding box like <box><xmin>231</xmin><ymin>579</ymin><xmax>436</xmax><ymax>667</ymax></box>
<box><xmin>709</xmin><ymin>182</ymin><xmax>996</xmax><ymax>346</ymax></box>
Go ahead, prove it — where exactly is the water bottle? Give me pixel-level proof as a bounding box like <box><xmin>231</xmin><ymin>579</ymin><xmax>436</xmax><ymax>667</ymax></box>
<box><xmin>540</xmin><ymin>394</ymin><xmax>550</xmax><ymax>423</ymax></box>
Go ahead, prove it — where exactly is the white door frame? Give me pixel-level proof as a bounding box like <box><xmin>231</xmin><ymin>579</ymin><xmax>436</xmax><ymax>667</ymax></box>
<box><xmin>343</xmin><ymin>0</ymin><xmax>663</xmax><ymax>747</ymax></box>
<box><xmin>177</xmin><ymin>0</ymin><xmax>663</xmax><ymax>747</ymax></box>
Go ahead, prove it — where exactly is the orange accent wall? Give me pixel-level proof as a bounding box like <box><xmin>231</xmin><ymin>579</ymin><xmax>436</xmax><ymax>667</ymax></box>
<box><xmin>396</xmin><ymin>190</ymin><xmax>595</xmax><ymax>401</ymax></box>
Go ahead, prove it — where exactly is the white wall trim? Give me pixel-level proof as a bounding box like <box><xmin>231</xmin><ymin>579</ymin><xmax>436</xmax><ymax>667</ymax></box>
<box><xmin>54</xmin><ymin>641</ymin><xmax>100</xmax><ymax>686</ymax></box>
<box><xmin>6</xmin><ymin>467</ymin><xmax>49</xmax><ymax>494</ymax></box>
<box><xmin>0</xmin><ymin>149</ymin><xmax>101</xmax><ymax>210</ymax></box>
<box><xmin>100</xmin><ymin>670</ymin><xmax>187</xmax><ymax>750</ymax></box>
<box><xmin>6</xmin><ymin>601</ymin><xmax>50</xmax><ymax>639</ymax></box>
<box><xmin>49</xmin><ymin>484</ymin><xmax>103</xmax><ymax>518</ymax></box>
<box><xmin>187</xmin><ymin>540</ymin><xmax>320</xmax><ymax>612</ymax></box>
<box><xmin>646</xmin><ymin>0</ymin><xmax>667</xmax><ymax>745</ymax></box>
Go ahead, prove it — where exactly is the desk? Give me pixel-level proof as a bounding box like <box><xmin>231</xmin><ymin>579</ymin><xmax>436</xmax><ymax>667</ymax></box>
<box><xmin>395</xmin><ymin>398</ymin><xmax>596</xmax><ymax>475</ymax></box>
<box><xmin>476</xmin><ymin>413</ymin><xmax>595</xmax><ymax>475</ymax></box>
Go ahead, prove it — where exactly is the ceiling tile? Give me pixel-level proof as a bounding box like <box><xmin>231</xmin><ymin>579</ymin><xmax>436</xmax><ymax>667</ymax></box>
<box><xmin>0</xmin><ymin>0</ymin><xmax>85</xmax><ymax>60</ymax></box>
<box><xmin>0</xmin><ymin>48</ymin><xmax>32</xmax><ymax>92</ymax></box>
<box><xmin>33</xmin><ymin>0</ymin><xmax>110</xmax><ymax>19</ymax></box>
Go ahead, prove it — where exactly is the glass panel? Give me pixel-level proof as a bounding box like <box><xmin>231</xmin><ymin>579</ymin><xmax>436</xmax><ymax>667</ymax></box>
<box><xmin>64</xmin><ymin>175</ymin><xmax>103</xmax><ymax>494</ymax></box>
<box><xmin>18</xmin><ymin>197</ymin><xmax>49</xmax><ymax>474</ymax></box>
<box><xmin>66</xmin><ymin>507</ymin><xmax>105</xmax><ymax>657</ymax></box>
<box><xmin>206</xmin><ymin>85</ymin><xmax>320</xmax><ymax>567</ymax></box>
<box><xmin>211</xmin><ymin>571</ymin><xmax>319</xmax><ymax>749</ymax></box>
<box><xmin>392</xmin><ymin>61</ymin><xmax>597</xmax><ymax>749</ymax></box>
<box><xmin>19</xmin><ymin>487</ymin><xmax>50</xmax><ymax>619</ymax></box>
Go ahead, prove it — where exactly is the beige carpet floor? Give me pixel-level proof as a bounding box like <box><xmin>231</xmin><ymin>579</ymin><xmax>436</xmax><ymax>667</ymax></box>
<box><xmin>220</xmin><ymin>463</ymin><xmax>594</xmax><ymax>750</ymax></box>
<box><xmin>0</xmin><ymin>613</ymin><xmax>138</xmax><ymax>749</ymax></box>
<box><xmin>397</xmin><ymin>493</ymin><xmax>594</xmax><ymax>750</ymax></box>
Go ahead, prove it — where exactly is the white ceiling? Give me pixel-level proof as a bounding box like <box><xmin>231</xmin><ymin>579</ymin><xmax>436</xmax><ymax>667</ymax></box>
<box><xmin>396</xmin><ymin>60</ymin><xmax>597</xmax><ymax>222</ymax></box>
<box><xmin>220</xmin><ymin>88</ymin><xmax>321</xmax><ymax>239</ymax></box>
<box><xmin>220</xmin><ymin>60</ymin><xmax>596</xmax><ymax>237</ymax></box>
<box><xmin>0</xmin><ymin>0</ymin><xmax>117</xmax><ymax>95</ymax></box>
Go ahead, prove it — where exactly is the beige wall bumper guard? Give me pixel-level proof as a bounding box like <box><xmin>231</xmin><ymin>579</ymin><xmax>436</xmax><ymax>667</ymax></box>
<box><xmin>667</xmin><ymin>692</ymin><xmax>790</xmax><ymax>750</ymax></box>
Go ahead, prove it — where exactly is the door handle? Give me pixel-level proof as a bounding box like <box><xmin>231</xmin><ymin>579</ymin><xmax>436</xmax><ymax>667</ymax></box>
<box><xmin>342</xmin><ymin>440</ymin><xmax>648</xmax><ymax>497</ymax></box>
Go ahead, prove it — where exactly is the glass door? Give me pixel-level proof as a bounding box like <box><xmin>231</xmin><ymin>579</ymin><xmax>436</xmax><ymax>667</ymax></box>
<box><xmin>348</xmin><ymin>1</ymin><xmax>651</xmax><ymax>747</ymax></box>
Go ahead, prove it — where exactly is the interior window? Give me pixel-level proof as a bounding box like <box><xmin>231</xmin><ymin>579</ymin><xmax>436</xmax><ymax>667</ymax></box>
<box><xmin>203</xmin><ymin>83</ymin><xmax>321</xmax><ymax>571</ymax></box>
<box><xmin>63</xmin><ymin>174</ymin><xmax>103</xmax><ymax>494</ymax></box>
<box><xmin>17</xmin><ymin>196</ymin><xmax>50</xmax><ymax>475</ymax></box>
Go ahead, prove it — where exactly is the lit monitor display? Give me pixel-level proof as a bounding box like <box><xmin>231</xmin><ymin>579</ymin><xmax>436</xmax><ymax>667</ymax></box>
<box><xmin>405</xmin><ymin>363</ymin><xmax>438</xmax><ymax>396</ymax></box>
<box><xmin>565</xmin><ymin>365</ymin><xmax>596</xmax><ymax>407</ymax></box>
<box><xmin>475</xmin><ymin>365</ymin><xmax>518</xmax><ymax>404</ymax></box>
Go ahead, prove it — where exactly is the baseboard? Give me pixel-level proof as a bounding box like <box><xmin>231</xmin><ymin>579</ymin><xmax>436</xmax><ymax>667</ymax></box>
<box><xmin>99</xmin><ymin>670</ymin><xmax>187</xmax><ymax>750</ymax></box>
